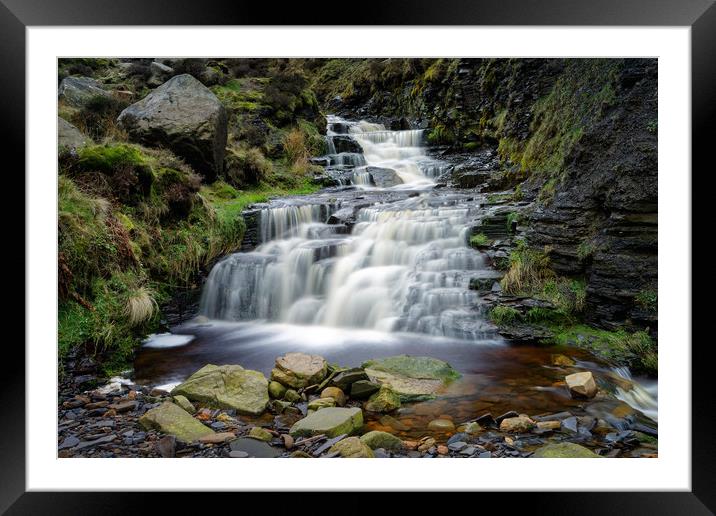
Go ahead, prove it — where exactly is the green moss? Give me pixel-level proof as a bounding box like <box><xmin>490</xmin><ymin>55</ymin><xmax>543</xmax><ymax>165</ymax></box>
<box><xmin>506</xmin><ymin>211</ymin><xmax>520</xmax><ymax>232</ymax></box>
<box><xmin>498</xmin><ymin>59</ymin><xmax>620</xmax><ymax>177</ymax></box>
<box><xmin>490</xmin><ymin>305</ymin><xmax>521</xmax><ymax>325</ymax></box>
<box><xmin>635</xmin><ymin>289</ymin><xmax>658</xmax><ymax>313</ymax></box>
<box><xmin>549</xmin><ymin>325</ymin><xmax>657</xmax><ymax>375</ymax></box>
<box><xmin>469</xmin><ymin>233</ymin><xmax>490</xmax><ymax>247</ymax></box>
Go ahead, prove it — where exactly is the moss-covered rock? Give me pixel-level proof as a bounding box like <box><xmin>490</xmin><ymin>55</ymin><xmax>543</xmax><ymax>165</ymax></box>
<box><xmin>362</xmin><ymin>355</ymin><xmax>460</xmax><ymax>401</ymax></box>
<box><xmin>172</xmin><ymin>395</ymin><xmax>196</xmax><ymax>414</ymax></box>
<box><xmin>329</xmin><ymin>437</ymin><xmax>374</xmax><ymax>458</ymax></box>
<box><xmin>360</xmin><ymin>431</ymin><xmax>404</xmax><ymax>451</ymax></box>
<box><xmin>532</xmin><ymin>442</ymin><xmax>600</xmax><ymax>458</ymax></box>
<box><xmin>171</xmin><ymin>364</ymin><xmax>268</xmax><ymax>415</ymax></box>
<box><xmin>289</xmin><ymin>407</ymin><xmax>363</xmax><ymax>438</ymax></box>
<box><xmin>364</xmin><ymin>386</ymin><xmax>401</xmax><ymax>413</ymax></box>
<box><xmin>138</xmin><ymin>401</ymin><xmax>213</xmax><ymax>443</ymax></box>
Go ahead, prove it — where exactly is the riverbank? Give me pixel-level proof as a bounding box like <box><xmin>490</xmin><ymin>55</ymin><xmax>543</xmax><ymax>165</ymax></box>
<box><xmin>59</xmin><ymin>350</ymin><xmax>657</xmax><ymax>458</ymax></box>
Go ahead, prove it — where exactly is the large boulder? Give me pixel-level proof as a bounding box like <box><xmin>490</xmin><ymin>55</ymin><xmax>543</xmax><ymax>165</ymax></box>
<box><xmin>565</xmin><ymin>371</ymin><xmax>598</xmax><ymax>399</ymax></box>
<box><xmin>171</xmin><ymin>364</ymin><xmax>268</xmax><ymax>415</ymax></box>
<box><xmin>117</xmin><ymin>74</ymin><xmax>227</xmax><ymax>181</ymax></box>
<box><xmin>331</xmin><ymin>135</ymin><xmax>363</xmax><ymax>154</ymax></box>
<box><xmin>362</xmin><ymin>355</ymin><xmax>461</xmax><ymax>401</ymax></box>
<box><xmin>58</xmin><ymin>117</ymin><xmax>90</xmax><ymax>149</ymax></box>
<box><xmin>138</xmin><ymin>401</ymin><xmax>214</xmax><ymax>443</ymax></box>
<box><xmin>289</xmin><ymin>407</ymin><xmax>363</xmax><ymax>438</ymax></box>
<box><xmin>531</xmin><ymin>442</ymin><xmax>601</xmax><ymax>458</ymax></box>
<box><xmin>58</xmin><ymin>76</ymin><xmax>111</xmax><ymax>107</ymax></box>
<box><xmin>271</xmin><ymin>352</ymin><xmax>328</xmax><ymax>389</ymax></box>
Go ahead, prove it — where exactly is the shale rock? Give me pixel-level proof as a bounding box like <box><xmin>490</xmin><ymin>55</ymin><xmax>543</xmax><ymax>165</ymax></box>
<box><xmin>289</xmin><ymin>407</ymin><xmax>363</xmax><ymax>438</ymax></box>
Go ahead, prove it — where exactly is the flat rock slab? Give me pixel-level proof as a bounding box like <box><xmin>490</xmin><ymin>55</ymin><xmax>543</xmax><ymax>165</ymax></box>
<box><xmin>139</xmin><ymin>401</ymin><xmax>214</xmax><ymax>443</ymax></box>
<box><xmin>171</xmin><ymin>364</ymin><xmax>268</xmax><ymax>415</ymax></box>
<box><xmin>363</xmin><ymin>355</ymin><xmax>460</xmax><ymax>401</ymax></box>
<box><xmin>289</xmin><ymin>407</ymin><xmax>364</xmax><ymax>438</ymax></box>
<box><xmin>229</xmin><ymin>437</ymin><xmax>282</xmax><ymax>458</ymax></box>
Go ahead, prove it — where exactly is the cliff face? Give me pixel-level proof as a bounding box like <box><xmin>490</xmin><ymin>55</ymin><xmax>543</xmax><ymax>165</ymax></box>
<box><xmin>321</xmin><ymin>58</ymin><xmax>658</xmax><ymax>333</ymax></box>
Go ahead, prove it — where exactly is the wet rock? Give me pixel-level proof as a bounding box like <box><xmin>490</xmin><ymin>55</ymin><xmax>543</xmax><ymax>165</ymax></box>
<box><xmin>331</xmin><ymin>135</ymin><xmax>363</xmax><ymax>154</ymax></box>
<box><xmin>536</xmin><ymin>421</ymin><xmax>561</xmax><ymax>431</ymax></box>
<box><xmin>284</xmin><ymin>389</ymin><xmax>302</xmax><ymax>403</ymax></box>
<box><xmin>75</xmin><ymin>434</ymin><xmax>117</xmax><ymax>451</ymax></box>
<box><xmin>532</xmin><ymin>442</ymin><xmax>600</xmax><ymax>458</ymax></box>
<box><xmin>320</xmin><ymin>387</ymin><xmax>346</xmax><ymax>406</ymax></box>
<box><xmin>364</xmin><ymin>386</ymin><xmax>401</xmax><ymax>413</ymax></box>
<box><xmin>464</xmin><ymin>421</ymin><xmax>483</xmax><ymax>435</ymax></box>
<box><xmin>229</xmin><ymin>437</ymin><xmax>282</xmax><ymax>458</ymax></box>
<box><xmin>329</xmin><ymin>437</ymin><xmax>374</xmax><ymax>458</ymax></box>
<box><xmin>58</xmin><ymin>76</ymin><xmax>111</xmax><ymax>107</ymax></box>
<box><xmin>448</xmin><ymin>441</ymin><xmax>468</xmax><ymax>452</ymax></box>
<box><xmin>289</xmin><ymin>450</ymin><xmax>313</xmax><ymax>458</ymax></box>
<box><xmin>271</xmin><ymin>352</ymin><xmax>328</xmax><ymax>389</ymax></box>
<box><xmin>172</xmin><ymin>395</ymin><xmax>196</xmax><ymax>414</ymax></box>
<box><xmin>360</xmin><ymin>431</ymin><xmax>404</xmax><ymax>451</ymax></box>
<box><xmin>427</xmin><ymin>419</ymin><xmax>455</xmax><ymax>432</ymax></box>
<box><xmin>350</xmin><ymin>380</ymin><xmax>381</xmax><ymax>399</ymax></box>
<box><xmin>229</xmin><ymin>450</ymin><xmax>249</xmax><ymax>458</ymax></box>
<box><xmin>171</xmin><ymin>364</ymin><xmax>269</xmax><ymax>415</ymax></box>
<box><xmin>58</xmin><ymin>436</ymin><xmax>80</xmax><ymax>450</ymax></box>
<box><xmin>248</xmin><ymin>427</ymin><xmax>273</xmax><ymax>442</ymax></box>
<box><xmin>565</xmin><ymin>371</ymin><xmax>598</xmax><ymax>399</ymax></box>
<box><xmin>551</xmin><ymin>354</ymin><xmax>576</xmax><ymax>367</ymax></box>
<box><xmin>157</xmin><ymin>435</ymin><xmax>176</xmax><ymax>458</ymax></box>
<box><xmin>499</xmin><ymin>416</ymin><xmax>535</xmax><ymax>433</ymax></box>
<box><xmin>289</xmin><ymin>407</ymin><xmax>363</xmax><ymax>438</ymax></box>
<box><xmin>307</xmin><ymin>397</ymin><xmax>336</xmax><ymax>411</ymax></box>
<box><xmin>561</xmin><ymin>416</ymin><xmax>579</xmax><ymax>433</ymax></box>
<box><xmin>199</xmin><ymin>432</ymin><xmax>236</xmax><ymax>444</ymax></box>
<box><xmin>330</xmin><ymin>368</ymin><xmax>370</xmax><ymax>391</ymax></box>
<box><xmin>362</xmin><ymin>355</ymin><xmax>460</xmax><ymax>401</ymax></box>
<box><xmin>418</xmin><ymin>437</ymin><xmax>436</xmax><ymax>453</ymax></box>
<box><xmin>139</xmin><ymin>401</ymin><xmax>214</xmax><ymax>443</ymax></box>
<box><xmin>268</xmin><ymin>381</ymin><xmax>287</xmax><ymax>399</ymax></box>
<box><xmin>118</xmin><ymin>74</ymin><xmax>227</xmax><ymax>180</ymax></box>
<box><xmin>379</xmin><ymin>415</ymin><xmax>409</xmax><ymax>432</ymax></box>
<box><xmin>366</xmin><ymin>166</ymin><xmax>404</xmax><ymax>188</ymax></box>
<box><xmin>447</xmin><ymin>433</ymin><xmax>469</xmax><ymax>445</ymax></box>
<box><xmin>495</xmin><ymin>411</ymin><xmax>519</xmax><ymax>424</ymax></box>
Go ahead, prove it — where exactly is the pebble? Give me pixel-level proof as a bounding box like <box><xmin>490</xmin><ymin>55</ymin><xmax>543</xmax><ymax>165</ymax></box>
<box><xmin>447</xmin><ymin>433</ymin><xmax>469</xmax><ymax>445</ymax></box>
<box><xmin>229</xmin><ymin>450</ymin><xmax>249</xmax><ymax>458</ymax></box>
<box><xmin>561</xmin><ymin>416</ymin><xmax>579</xmax><ymax>433</ymax></box>
<box><xmin>460</xmin><ymin>446</ymin><xmax>476</xmax><ymax>456</ymax></box>
<box><xmin>58</xmin><ymin>436</ymin><xmax>80</xmax><ymax>450</ymax></box>
<box><xmin>157</xmin><ymin>435</ymin><xmax>176</xmax><ymax>458</ymax></box>
<box><xmin>448</xmin><ymin>441</ymin><xmax>468</xmax><ymax>452</ymax></box>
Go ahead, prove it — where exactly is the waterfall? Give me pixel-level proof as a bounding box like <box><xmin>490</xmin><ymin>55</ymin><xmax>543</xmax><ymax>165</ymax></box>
<box><xmin>322</xmin><ymin>116</ymin><xmax>438</xmax><ymax>188</ymax></box>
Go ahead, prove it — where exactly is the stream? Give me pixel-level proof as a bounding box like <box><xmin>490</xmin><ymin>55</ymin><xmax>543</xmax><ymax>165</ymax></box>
<box><xmin>135</xmin><ymin>116</ymin><xmax>657</xmax><ymax>439</ymax></box>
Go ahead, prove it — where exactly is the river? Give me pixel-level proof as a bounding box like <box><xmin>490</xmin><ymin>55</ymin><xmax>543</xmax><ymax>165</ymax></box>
<box><xmin>135</xmin><ymin>116</ymin><xmax>657</xmax><ymax>437</ymax></box>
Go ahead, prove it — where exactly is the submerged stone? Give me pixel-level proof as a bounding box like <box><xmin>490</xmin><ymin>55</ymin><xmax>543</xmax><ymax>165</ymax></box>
<box><xmin>229</xmin><ymin>437</ymin><xmax>282</xmax><ymax>458</ymax></box>
<box><xmin>362</xmin><ymin>355</ymin><xmax>460</xmax><ymax>401</ymax></box>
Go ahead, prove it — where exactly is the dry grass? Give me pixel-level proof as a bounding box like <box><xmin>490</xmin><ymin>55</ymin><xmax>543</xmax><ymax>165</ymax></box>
<box><xmin>501</xmin><ymin>242</ymin><xmax>555</xmax><ymax>295</ymax></box>
<box><xmin>124</xmin><ymin>286</ymin><xmax>157</xmax><ymax>327</ymax></box>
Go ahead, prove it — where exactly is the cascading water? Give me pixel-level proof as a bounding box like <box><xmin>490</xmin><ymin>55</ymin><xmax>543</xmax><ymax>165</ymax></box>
<box><xmin>200</xmin><ymin>118</ymin><xmax>493</xmax><ymax>340</ymax></box>
<box><xmin>322</xmin><ymin>116</ymin><xmax>450</xmax><ymax>188</ymax></box>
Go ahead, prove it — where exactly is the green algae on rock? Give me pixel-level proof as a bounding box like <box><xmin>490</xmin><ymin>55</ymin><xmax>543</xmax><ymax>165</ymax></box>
<box><xmin>171</xmin><ymin>364</ymin><xmax>268</xmax><ymax>415</ymax></box>
<box><xmin>138</xmin><ymin>401</ymin><xmax>213</xmax><ymax>443</ymax></box>
<box><xmin>362</xmin><ymin>355</ymin><xmax>460</xmax><ymax>401</ymax></box>
<box><xmin>531</xmin><ymin>442</ymin><xmax>601</xmax><ymax>458</ymax></box>
<box><xmin>289</xmin><ymin>407</ymin><xmax>363</xmax><ymax>438</ymax></box>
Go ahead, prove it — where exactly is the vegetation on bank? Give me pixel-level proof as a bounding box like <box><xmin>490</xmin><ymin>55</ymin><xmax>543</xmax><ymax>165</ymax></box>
<box><xmin>58</xmin><ymin>59</ymin><xmax>326</xmax><ymax>374</ymax></box>
<box><xmin>487</xmin><ymin>240</ymin><xmax>657</xmax><ymax>375</ymax></box>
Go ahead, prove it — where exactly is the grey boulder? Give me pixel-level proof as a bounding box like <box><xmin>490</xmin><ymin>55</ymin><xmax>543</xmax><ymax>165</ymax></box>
<box><xmin>117</xmin><ymin>74</ymin><xmax>227</xmax><ymax>181</ymax></box>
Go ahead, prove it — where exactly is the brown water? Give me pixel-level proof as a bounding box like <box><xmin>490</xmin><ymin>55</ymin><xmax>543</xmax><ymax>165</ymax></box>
<box><xmin>134</xmin><ymin>320</ymin><xmax>655</xmax><ymax>439</ymax></box>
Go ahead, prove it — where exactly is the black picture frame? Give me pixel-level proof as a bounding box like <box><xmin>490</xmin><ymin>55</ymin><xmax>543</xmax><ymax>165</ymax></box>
<box><xmin>4</xmin><ymin>0</ymin><xmax>712</xmax><ymax>513</ymax></box>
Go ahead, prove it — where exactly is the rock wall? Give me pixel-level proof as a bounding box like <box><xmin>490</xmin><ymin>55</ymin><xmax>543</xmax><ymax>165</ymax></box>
<box><xmin>322</xmin><ymin>58</ymin><xmax>658</xmax><ymax>333</ymax></box>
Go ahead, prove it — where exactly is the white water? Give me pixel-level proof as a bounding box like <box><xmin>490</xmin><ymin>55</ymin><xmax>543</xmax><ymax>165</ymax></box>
<box><xmin>200</xmin><ymin>118</ymin><xmax>492</xmax><ymax>339</ymax></box>
<box><xmin>325</xmin><ymin>116</ymin><xmax>448</xmax><ymax>189</ymax></box>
